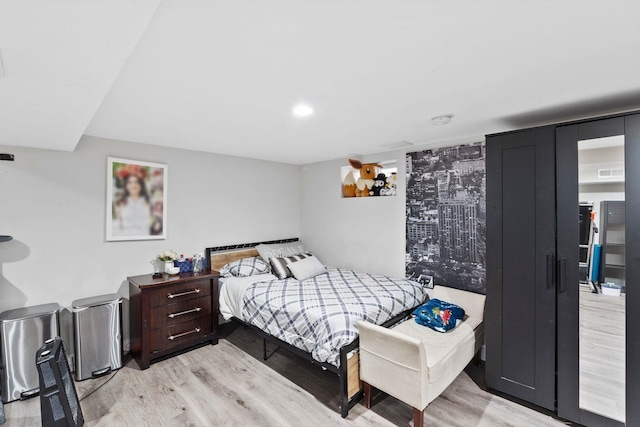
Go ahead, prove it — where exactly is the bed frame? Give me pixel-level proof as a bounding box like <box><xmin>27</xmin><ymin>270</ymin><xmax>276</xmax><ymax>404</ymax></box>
<box><xmin>205</xmin><ymin>239</ymin><xmax>414</xmax><ymax>418</ymax></box>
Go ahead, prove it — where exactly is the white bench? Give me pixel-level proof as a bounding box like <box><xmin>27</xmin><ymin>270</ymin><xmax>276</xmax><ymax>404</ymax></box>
<box><xmin>358</xmin><ymin>285</ymin><xmax>486</xmax><ymax>426</ymax></box>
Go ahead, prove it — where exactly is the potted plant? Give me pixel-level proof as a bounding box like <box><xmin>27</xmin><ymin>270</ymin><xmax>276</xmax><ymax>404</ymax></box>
<box><xmin>157</xmin><ymin>250</ymin><xmax>178</xmax><ymax>273</ymax></box>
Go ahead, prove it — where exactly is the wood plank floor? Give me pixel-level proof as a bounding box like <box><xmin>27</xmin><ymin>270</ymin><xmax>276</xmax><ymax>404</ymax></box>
<box><xmin>579</xmin><ymin>285</ymin><xmax>625</xmax><ymax>422</ymax></box>
<box><xmin>3</xmin><ymin>325</ymin><xmax>571</xmax><ymax>427</ymax></box>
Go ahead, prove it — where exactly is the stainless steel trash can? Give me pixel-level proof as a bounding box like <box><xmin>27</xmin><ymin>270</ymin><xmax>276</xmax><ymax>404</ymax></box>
<box><xmin>72</xmin><ymin>294</ymin><xmax>122</xmax><ymax>381</ymax></box>
<box><xmin>0</xmin><ymin>303</ymin><xmax>60</xmax><ymax>403</ymax></box>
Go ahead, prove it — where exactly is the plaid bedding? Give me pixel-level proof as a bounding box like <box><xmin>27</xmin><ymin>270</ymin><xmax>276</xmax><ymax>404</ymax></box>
<box><xmin>241</xmin><ymin>267</ymin><xmax>427</xmax><ymax>367</ymax></box>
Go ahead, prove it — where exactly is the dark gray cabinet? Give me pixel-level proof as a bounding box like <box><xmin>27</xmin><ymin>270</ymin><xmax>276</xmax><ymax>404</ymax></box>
<box><xmin>487</xmin><ymin>112</ymin><xmax>640</xmax><ymax>427</ymax></box>
<box><xmin>485</xmin><ymin>126</ymin><xmax>556</xmax><ymax>411</ymax></box>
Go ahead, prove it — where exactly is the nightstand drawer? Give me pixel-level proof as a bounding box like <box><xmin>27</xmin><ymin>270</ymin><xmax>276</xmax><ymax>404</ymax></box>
<box><xmin>149</xmin><ymin>319</ymin><xmax>212</xmax><ymax>353</ymax></box>
<box><xmin>149</xmin><ymin>295</ymin><xmax>212</xmax><ymax>330</ymax></box>
<box><xmin>147</xmin><ymin>279</ymin><xmax>211</xmax><ymax>307</ymax></box>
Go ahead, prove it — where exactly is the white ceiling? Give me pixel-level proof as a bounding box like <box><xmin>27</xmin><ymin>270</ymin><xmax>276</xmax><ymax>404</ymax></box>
<box><xmin>2</xmin><ymin>1</ymin><xmax>640</xmax><ymax>165</ymax></box>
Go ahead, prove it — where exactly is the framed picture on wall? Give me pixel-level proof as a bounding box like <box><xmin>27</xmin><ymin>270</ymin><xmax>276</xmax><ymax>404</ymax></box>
<box><xmin>405</xmin><ymin>142</ymin><xmax>486</xmax><ymax>293</ymax></box>
<box><xmin>341</xmin><ymin>159</ymin><xmax>398</xmax><ymax>198</ymax></box>
<box><xmin>106</xmin><ymin>157</ymin><xmax>168</xmax><ymax>241</ymax></box>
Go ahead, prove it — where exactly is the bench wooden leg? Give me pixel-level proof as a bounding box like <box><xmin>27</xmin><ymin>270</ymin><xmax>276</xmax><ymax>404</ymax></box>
<box><xmin>412</xmin><ymin>407</ymin><xmax>424</xmax><ymax>427</ymax></box>
<box><xmin>363</xmin><ymin>381</ymin><xmax>372</xmax><ymax>408</ymax></box>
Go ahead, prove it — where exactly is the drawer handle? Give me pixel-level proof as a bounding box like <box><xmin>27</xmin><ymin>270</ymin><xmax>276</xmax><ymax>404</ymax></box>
<box><xmin>168</xmin><ymin>327</ymin><xmax>201</xmax><ymax>341</ymax></box>
<box><xmin>167</xmin><ymin>288</ymin><xmax>200</xmax><ymax>299</ymax></box>
<box><xmin>168</xmin><ymin>307</ymin><xmax>202</xmax><ymax>319</ymax></box>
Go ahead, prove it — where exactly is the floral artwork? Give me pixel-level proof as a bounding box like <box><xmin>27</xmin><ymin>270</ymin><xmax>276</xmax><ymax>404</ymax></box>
<box><xmin>106</xmin><ymin>157</ymin><xmax>168</xmax><ymax>241</ymax></box>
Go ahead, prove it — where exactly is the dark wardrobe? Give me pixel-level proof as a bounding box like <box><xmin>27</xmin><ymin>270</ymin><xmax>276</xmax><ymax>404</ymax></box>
<box><xmin>485</xmin><ymin>111</ymin><xmax>640</xmax><ymax>427</ymax></box>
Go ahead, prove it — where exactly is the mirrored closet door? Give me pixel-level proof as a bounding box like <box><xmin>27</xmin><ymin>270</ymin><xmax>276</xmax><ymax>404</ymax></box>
<box><xmin>557</xmin><ymin>113</ymin><xmax>640</xmax><ymax>426</ymax></box>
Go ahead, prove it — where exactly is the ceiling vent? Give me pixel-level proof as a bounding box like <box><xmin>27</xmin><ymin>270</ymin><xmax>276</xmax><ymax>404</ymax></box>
<box><xmin>597</xmin><ymin>167</ymin><xmax>624</xmax><ymax>179</ymax></box>
<box><xmin>382</xmin><ymin>140</ymin><xmax>414</xmax><ymax>149</ymax></box>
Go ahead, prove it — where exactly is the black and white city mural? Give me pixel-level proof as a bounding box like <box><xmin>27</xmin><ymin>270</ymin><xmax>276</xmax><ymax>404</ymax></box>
<box><xmin>405</xmin><ymin>142</ymin><xmax>486</xmax><ymax>294</ymax></box>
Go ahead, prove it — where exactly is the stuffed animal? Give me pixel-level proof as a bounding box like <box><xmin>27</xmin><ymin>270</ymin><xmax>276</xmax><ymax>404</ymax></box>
<box><xmin>370</xmin><ymin>173</ymin><xmax>387</xmax><ymax>196</ymax></box>
<box><xmin>380</xmin><ymin>172</ymin><xmax>397</xmax><ymax>196</ymax></box>
<box><xmin>342</xmin><ymin>158</ymin><xmax>383</xmax><ymax>197</ymax></box>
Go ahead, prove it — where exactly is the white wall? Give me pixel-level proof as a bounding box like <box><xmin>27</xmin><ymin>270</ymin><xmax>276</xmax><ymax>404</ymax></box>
<box><xmin>0</xmin><ymin>136</ymin><xmax>301</xmax><ymax>353</ymax></box>
<box><xmin>300</xmin><ymin>150</ymin><xmax>407</xmax><ymax>278</ymax></box>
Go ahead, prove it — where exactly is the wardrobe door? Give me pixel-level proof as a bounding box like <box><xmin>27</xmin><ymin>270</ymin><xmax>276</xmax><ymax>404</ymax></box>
<box><xmin>626</xmin><ymin>113</ymin><xmax>640</xmax><ymax>427</ymax></box>
<box><xmin>557</xmin><ymin>113</ymin><xmax>640</xmax><ymax>426</ymax></box>
<box><xmin>486</xmin><ymin>126</ymin><xmax>556</xmax><ymax>410</ymax></box>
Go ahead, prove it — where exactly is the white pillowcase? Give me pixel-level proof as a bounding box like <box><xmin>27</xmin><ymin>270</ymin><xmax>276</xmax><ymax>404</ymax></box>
<box><xmin>256</xmin><ymin>241</ymin><xmax>307</xmax><ymax>261</ymax></box>
<box><xmin>287</xmin><ymin>255</ymin><xmax>327</xmax><ymax>281</ymax></box>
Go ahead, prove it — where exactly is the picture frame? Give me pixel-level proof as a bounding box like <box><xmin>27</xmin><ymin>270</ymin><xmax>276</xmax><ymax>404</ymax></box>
<box><xmin>106</xmin><ymin>157</ymin><xmax>167</xmax><ymax>241</ymax></box>
<box><xmin>341</xmin><ymin>159</ymin><xmax>398</xmax><ymax>198</ymax></box>
<box><xmin>405</xmin><ymin>142</ymin><xmax>486</xmax><ymax>293</ymax></box>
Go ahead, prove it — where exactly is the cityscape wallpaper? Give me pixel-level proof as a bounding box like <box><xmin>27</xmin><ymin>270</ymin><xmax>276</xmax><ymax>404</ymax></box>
<box><xmin>405</xmin><ymin>143</ymin><xmax>486</xmax><ymax>294</ymax></box>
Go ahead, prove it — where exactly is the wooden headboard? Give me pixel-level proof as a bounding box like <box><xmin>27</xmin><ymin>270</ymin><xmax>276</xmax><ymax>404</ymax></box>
<box><xmin>205</xmin><ymin>238</ymin><xmax>298</xmax><ymax>271</ymax></box>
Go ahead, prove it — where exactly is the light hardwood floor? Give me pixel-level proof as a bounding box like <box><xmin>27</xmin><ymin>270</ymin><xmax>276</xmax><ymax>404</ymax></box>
<box><xmin>3</xmin><ymin>326</ymin><xmax>570</xmax><ymax>427</ymax></box>
<box><xmin>579</xmin><ymin>285</ymin><xmax>625</xmax><ymax>422</ymax></box>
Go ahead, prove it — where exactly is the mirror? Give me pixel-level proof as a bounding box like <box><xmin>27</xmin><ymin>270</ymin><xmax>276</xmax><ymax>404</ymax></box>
<box><xmin>578</xmin><ymin>135</ymin><xmax>625</xmax><ymax>422</ymax></box>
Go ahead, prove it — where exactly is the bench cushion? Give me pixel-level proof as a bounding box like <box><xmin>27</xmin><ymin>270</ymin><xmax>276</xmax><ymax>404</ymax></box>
<box><xmin>392</xmin><ymin>315</ymin><xmax>483</xmax><ymax>384</ymax></box>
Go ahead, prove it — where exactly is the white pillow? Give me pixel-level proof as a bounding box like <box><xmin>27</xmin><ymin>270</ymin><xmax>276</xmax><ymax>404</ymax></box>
<box><xmin>256</xmin><ymin>241</ymin><xmax>306</xmax><ymax>261</ymax></box>
<box><xmin>288</xmin><ymin>255</ymin><xmax>327</xmax><ymax>281</ymax></box>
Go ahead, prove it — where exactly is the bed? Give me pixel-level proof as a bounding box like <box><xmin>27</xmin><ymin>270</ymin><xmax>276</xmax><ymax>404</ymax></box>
<box><xmin>205</xmin><ymin>239</ymin><xmax>427</xmax><ymax>417</ymax></box>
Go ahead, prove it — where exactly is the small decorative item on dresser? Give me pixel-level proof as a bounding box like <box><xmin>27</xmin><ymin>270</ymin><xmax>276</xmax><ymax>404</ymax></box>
<box><xmin>150</xmin><ymin>259</ymin><xmax>163</xmax><ymax>278</ymax></box>
<box><xmin>192</xmin><ymin>253</ymin><xmax>203</xmax><ymax>274</ymax></box>
<box><xmin>166</xmin><ymin>266</ymin><xmax>180</xmax><ymax>276</ymax></box>
<box><xmin>157</xmin><ymin>250</ymin><xmax>178</xmax><ymax>273</ymax></box>
<box><xmin>175</xmin><ymin>254</ymin><xmax>193</xmax><ymax>273</ymax></box>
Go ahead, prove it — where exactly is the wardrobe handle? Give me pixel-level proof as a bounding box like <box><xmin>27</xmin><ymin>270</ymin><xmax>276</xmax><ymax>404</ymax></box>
<box><xmin>546</xmin><ymin>253</ymin><xmax>555</xmax><ymax>289</ymax></box>
<box><xmin>558</xmin><ymin>257</ymin><xmax>567</xmax><ymax>294</ymax></box>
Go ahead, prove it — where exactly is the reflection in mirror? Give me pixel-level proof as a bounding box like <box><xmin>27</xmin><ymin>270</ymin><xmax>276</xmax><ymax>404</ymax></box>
<box><xmin>578</xmin><ymin>135</ymin><xmax>625</xmax><ymax>422</ymax></box>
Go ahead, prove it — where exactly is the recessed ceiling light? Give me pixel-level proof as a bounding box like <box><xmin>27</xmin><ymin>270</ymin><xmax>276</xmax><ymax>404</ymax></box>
<box><xmin>432</xmin><ymin>114</ymin><xmax>453</xmax><ymax>125</ymax></box>
<box><xmin>293</xmin><ymin>104</ymin><xmax>314</xmax><ymax>117</ymax></box>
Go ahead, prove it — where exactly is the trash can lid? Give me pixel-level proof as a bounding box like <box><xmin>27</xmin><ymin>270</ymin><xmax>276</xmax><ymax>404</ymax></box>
<box><xmin>0</xmin><ymin>303</ymin><xmax>61</xmax><ymax>322</ymax></box>
<box><xmin>72</xmin><ymin>293</ymin><xmax>122</xmax><ymax>310</ymax></box>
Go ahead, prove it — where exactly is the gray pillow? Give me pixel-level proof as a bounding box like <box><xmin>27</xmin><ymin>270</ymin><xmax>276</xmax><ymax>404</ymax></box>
<box><xmin>269</xmin><ymin>253</ymin><xmax>312</xmax><ymax>279</ymax></box>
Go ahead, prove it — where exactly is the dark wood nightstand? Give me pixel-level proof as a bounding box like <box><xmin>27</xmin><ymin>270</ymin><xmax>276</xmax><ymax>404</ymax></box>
<box><xmin>128</xmin><ymin>270</ymin><xmax>219</xmax><ymax>370</ymax></box>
